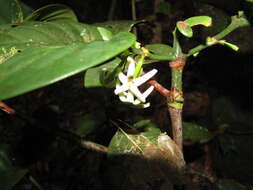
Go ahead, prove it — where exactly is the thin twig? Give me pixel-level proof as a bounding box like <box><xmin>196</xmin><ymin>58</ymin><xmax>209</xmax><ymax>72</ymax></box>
<box><xmin>148</xmin><ymin>80</ymin><xmax>170</xmax><ymax>97</ymax></box>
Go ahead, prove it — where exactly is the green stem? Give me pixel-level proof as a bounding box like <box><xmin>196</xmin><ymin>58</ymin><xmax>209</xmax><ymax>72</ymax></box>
<box><xmin>171</xmin><ymin>68</ymin><xmax>183</xmax><ymax>91</ymax></box>
<box><xmin>188</xmin><ymin>13</ymin><xmax>250</xmax><ymax>56</ymax></box>
<box><xmin>167</xmin><ymin>58</ymin><xmax>186</xmax><ymax>151</ymax></box>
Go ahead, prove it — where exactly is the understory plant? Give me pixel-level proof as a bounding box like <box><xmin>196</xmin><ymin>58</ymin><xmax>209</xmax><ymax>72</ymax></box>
<box><xmin>0</xmin><ymin>0</ymin><xmax>251</xmax><ymax>189</ymax></box>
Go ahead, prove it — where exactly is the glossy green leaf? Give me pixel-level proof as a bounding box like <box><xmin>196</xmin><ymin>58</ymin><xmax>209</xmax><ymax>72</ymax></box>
<box><xmin>84</xmin><ymin>57</ymin><xmax>122</xmax><ymax>88</ymax></box>
<box><xmin>176</xmin><ymin>21</ymin><xmax>193</xmax><ymax>38</ymax></box>
<box><xmin>24</xmin><ymin>4</ymin><xmax>78</xmax><ymax>22</ymax></box>
<box><xmin>97</xmin><ymin>27</ymin><xmax>113</xmax><ymax>41</ymax></box>
<box><xmin>93</xmin><ymin>20</ymin><xmax>141</xmax><ymax>34</ymax></box>
<box><xmin>0</xmin><ymin>20</ymin><xmax>103</xmax><ymax>54</ymax></box>
<box><xmin>0</xmin><ymin>32</ymin><xmax>136</xmax><ymax>100</ymax></box>
<box><xmin>245</xmin><ymin>0</ymin><xmax>253</xmax><ymax>3</ymax></box>
<box><xmin>145</xmin><ymin>43</ymin><xmax>176</xmax><ymax>60</ymax></box>
<box><xmin>184</xmin><ymin>16</ymin><xmax>212</xmax><ymax>27</ymax></box>
<box><xmin>183</xmin><ymin>122</ymin><xmax>215</xmax><ymax>143</ymax></box>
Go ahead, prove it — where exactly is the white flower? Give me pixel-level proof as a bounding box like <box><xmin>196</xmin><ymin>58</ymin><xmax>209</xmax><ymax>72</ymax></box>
<box><xmin>114</xmin><ymin>56</ymin><xmax>157</xmax><ymax>108</ymax></box>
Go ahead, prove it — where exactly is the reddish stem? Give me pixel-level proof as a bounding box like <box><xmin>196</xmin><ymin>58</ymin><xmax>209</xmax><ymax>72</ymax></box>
<box><xmin>148</xmin><ymin>80</ymin><xmax>170</xmax><ymax>97</ymax></box>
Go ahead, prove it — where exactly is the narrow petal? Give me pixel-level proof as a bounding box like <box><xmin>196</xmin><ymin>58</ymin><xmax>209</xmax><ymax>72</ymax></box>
<box><xmin>114</xmin><ymin>83</ymin><xmax>129</xmax><ymax>94</ymax></box>
<box><xmin>118</xmin><ymin>72</ymin><xmax>128</xmax><ymax>84</ymax></box>
<box><xmin>133</xmin><ymin>99</ymin><xmax>141</xmax><ymax>105</ymax></box>
<box><xmin>141</xmin><ymin>102</ymin><xmax>150</xmax><ymax>108</ymax></box>
<box><xmin>135</xmin><ymin>102</ymin><xmax>150</xmax><ymax>108</ymax></box>
<box><xmin>129</xmin><ymin>85</ymin><xmax>145</xmax><ymax>103</ymax></box>
<box><xmin>134</xmin><ymin>69</ymin><xmax>158</xmax><ymax>86</ymax></box>
<box><xmin>142</xmin><ymin>86</ymin><xmax>154</xmax><ymax>98</ymax></box>
<box><xmin>126</xmin><ymin>92</ymin><xmax>135</xmax><ymax>103</ymax></box>
<box><xmin>127</xmin><ymin>57</ymin><xmax>136</xmax><ymax>77</ymax></box>
<box><xmin>119</xmin><ymin>94</ymin><xmax>128</xmax><ymax>102</ymax></box>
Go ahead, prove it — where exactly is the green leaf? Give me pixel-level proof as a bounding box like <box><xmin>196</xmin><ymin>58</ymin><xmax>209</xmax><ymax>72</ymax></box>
<box><xmin>93</xmin><ymin>20</ymin><xmax>141</xmax><ymax>34</ymax></box>
<box><xmin>0</xmin><ymin>169</ymin><xmax>28</xmax><ymax>190</ymax></box>
<box><xmin>0</xmin><ymin>0</ymin><xmax>29</xmax><ymax>24</ymax></box>
<box><xmin>0</xmin><ymin>144</ymin><xmax>28</xmax><ymax>190</ymax></box>
<box><xmin>145</xmin><ymin>43</ymin><xmax>176</xmax><ymax>60</ymax></box>
<box><xmin>215</xmin><ymin>179</ymin><xmax>247</xmax><ymax>190</ymax></box>
<box><xmin>246</xmin><ymin>0</ymin><xmax>253</xmax><ymax>3</ymax></box>
<box><xmin>84</xmin><ymin>57</ymin><xmax>122</xmax><ymax>88</ymax></box>
<box><xmin>183</xmin><ymin>122</ymin><xmax>216</xmax><ymax>143</ymax></box>
<box><xmin>132</xmin><ymin>119</ymin><xmax>153</xmax><ymax>129</ymax></box>
<box><xmin>97</xmin><ymin>27</ymin><xmax>113</xmax><ymax>41</ymax></box>
<box><xmin>184</xmin><ymin>16</ymin><xmax>212</xmax><ymax>27</ymax></box>
<box><xmin>219</xmin><ymin>41</ymin><xmax>239</xmax><ymax>51</ymax></box>
<box><xmin>0</xmin><ymin>20</ymin><xmax>103</xmax><ymax>52</ymax></box>
<box><xmin>176</xmin><ymin>21</ymin><xmax>193</xmax><ymax>38</ymax></box>
<box><xmin>108</xmin><ymin>121</ymin><xmax>185</xmax><ymax>182</ymax></box>
<box><xmin>0</xmin><ymin>144</ymin><xmax>12</xmax><ymax>171</ymax></box>
<box><xmin>70</xmin><ymin>112</ymin><xmax>106</xmax><ymax>138</ymax></box>
<box><xmin>24</xmin><ymin>4</ymin><xmax>78</xmax><ymax>22</ymax></box>
<box><xmin>109</xmin><ymin>123</ymin><xmax>162</xmax><ymax>154</ymax></box>
<box><xmin>0</xmin><ymin>32</ymin><xmax>136</xmax><ymax>100</ymax></box>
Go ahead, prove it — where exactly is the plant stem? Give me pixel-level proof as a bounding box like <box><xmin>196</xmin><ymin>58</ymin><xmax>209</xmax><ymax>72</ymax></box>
<box><xmin>167</xmin><ymin>58</ymin><xmax>185</xmax><ymax>151</ymax></box>
<box><xmin>188</xmin><ymin>13</ymin><xmax>250</xmax><ymax>56</ymax></box>
<box><xmin>131</xmin><ymin>0</ymin><xmax>137</xmax><ymax>35</ymax></box>
<box><xmin>168</xmin><ymin>105</ymin><xmax>183</xmax><ymax>150</ymax></box>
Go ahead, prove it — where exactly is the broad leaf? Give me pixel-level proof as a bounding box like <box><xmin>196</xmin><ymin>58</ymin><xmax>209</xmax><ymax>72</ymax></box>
<box><xmin>93</xmin><ymin>20</ymin><xmax>141</xmax><ymax>34</ymax></box>
<box><xmin>84</xmin><ymin>57</ymin><xmax>122</xmax><ymax>88</ymax></box>
<box><xmin>184</xmin><ymin>16</ymin><xmax>212</xmax><ymax>27</ymax></box>
<box><xmin>176</xmin><ymin>21</ymin><xmax>193</xmax><ymax>38</ymax></box>
<box><xmin>0</xmin><ymin>0</ymin><xmax>28</xmax><ymax>24</ymax></box>
<box><xmin>24</xmin><ymin>4</ymin><xmax>78</xmax><ymax>22</ymax></box>
<box><xmin>109</xmin><ymin>122</ymin><xmax>161</xmax><ymax>154</ymax></box>
<box><xmin>0</xmin><ymin>32</ymin><xmax>136</xmax><ymax>100</ymax></box>
<box><xmin>0</xmin><ymin>20</ymin><xmax>103</xmax><ymax>54</ymax></box>
<box><xmin>183</xmin><ymin>122</ymin><xmax>215</xmax><ymax>143</ymax></box>
<box><xmin>145</xmin><ymin>43</ymin><xmax>176</xmax><ymax>60</ymax></box>
<box><xmin>108</xmin><ymin>121</ymin><xmax>185</xmax><ymax>186</ymax></box>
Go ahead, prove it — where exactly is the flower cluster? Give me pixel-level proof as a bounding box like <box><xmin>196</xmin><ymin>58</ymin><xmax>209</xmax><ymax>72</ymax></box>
<box><xmin>114</xmin><ymin>56</ymin><xmax>157</xmax><ymax>108</ymax></box>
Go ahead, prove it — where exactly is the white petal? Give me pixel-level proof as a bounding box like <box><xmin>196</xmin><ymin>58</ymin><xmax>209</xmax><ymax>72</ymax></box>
<box><xmin>141</xmin><ymin>102</ymin><xmax>150</xmax><ymax>108</ymax></box>
<box><xmin>135</xmin><ymin>102</ymin><xmax>150</xmax><ymax>108</ymax></box>
<box><xmin>142</xmin><ymin>86</ymin><xmax>154</xmax><ymax>98</ymax></box>
<box><xmin>118</xmin><ymin>72</ymin><xmax>128</xmax><ymax>84</ymax></box>
<box><xmin>118</xmin><ymin>93</ymin><xmax>128</xmax><ymax>102</ymax></box>
<box><xmin>126</xmin><ymin>92</ymin><xmax>135</xmax><ymax>103</ymax></box>
<box><xmin>127</xmin><ymin>57</ymin><xmax>136</xmax><ymax>77</ymax></box>
<box><xmin>133</xmin><ymin>69</ymin><xmax>158</xmax><ymax>86</ymax></box>
<box><xmin>114</xmin><ymin>83</ymin><xmax>129</xmax><ymax>95</ymax></box>
<box><xmin>129</xmin><ymin>85</ymin><xmax>145</xmax><ymax>103</ymax></box>
<box><xmin>133</xmin><ymin>99</ymin><xmax>141</xmax><ymax>105</ymax></box>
